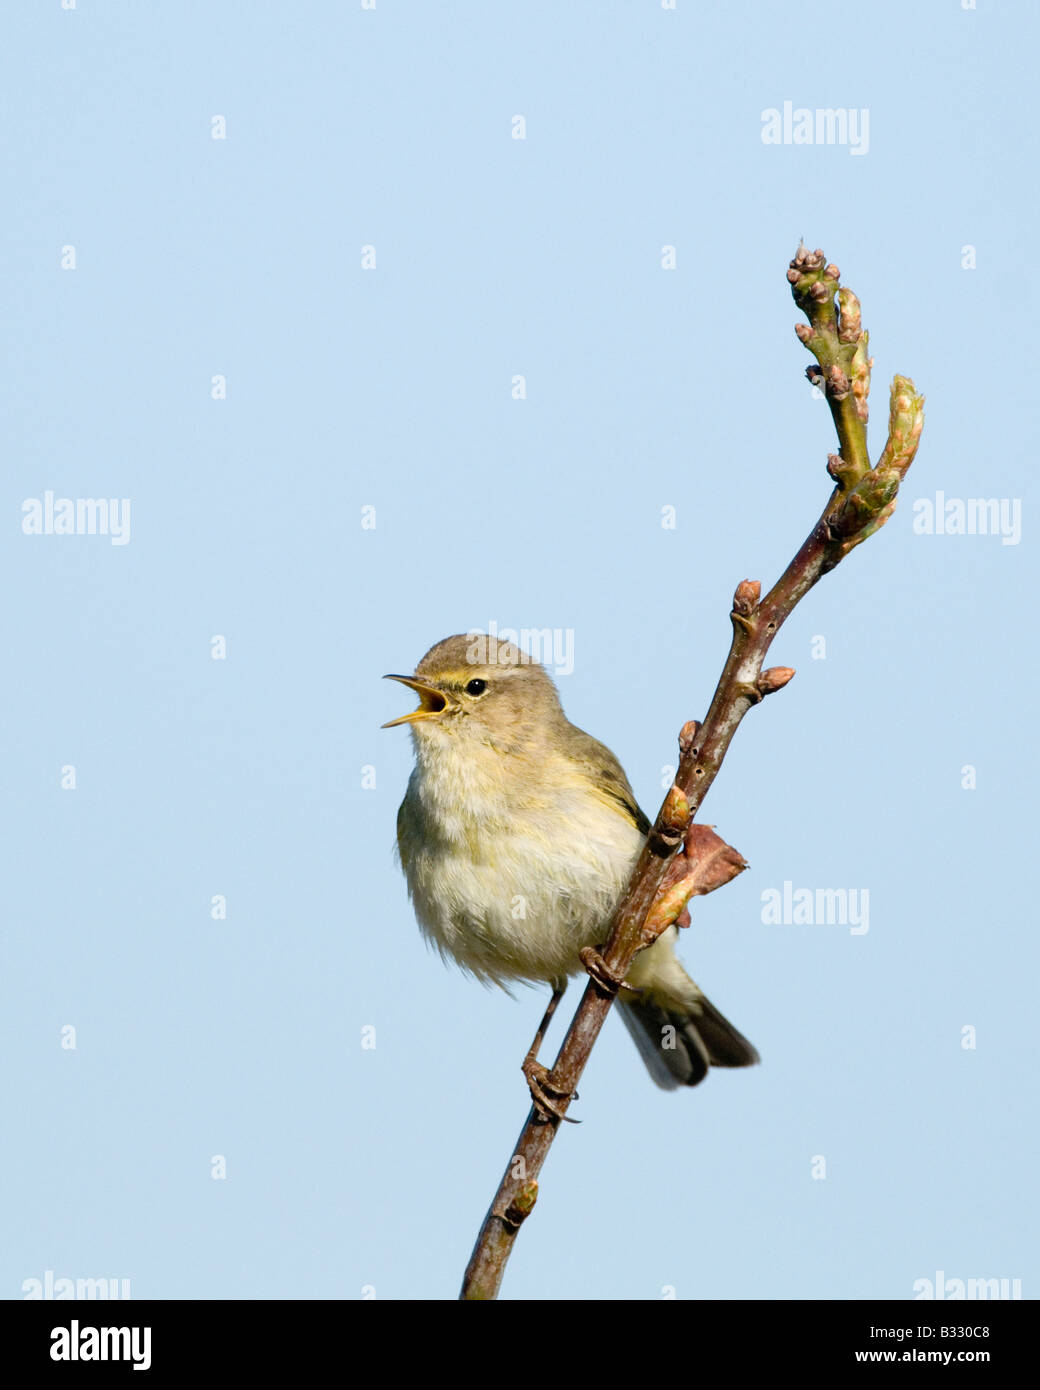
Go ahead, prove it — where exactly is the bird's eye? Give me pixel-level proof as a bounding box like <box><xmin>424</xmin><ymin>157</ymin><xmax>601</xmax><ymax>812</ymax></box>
<box><xmin>465</xmin><ymin>678</ymin><xmax>488</xmax><ymax>696</ymax></box>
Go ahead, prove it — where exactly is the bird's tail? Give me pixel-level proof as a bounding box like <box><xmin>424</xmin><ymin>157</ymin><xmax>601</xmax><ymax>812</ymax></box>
<box><xmin>619</xmin><ymin>990</ymin><xmax>759</xmax><ymax>1089</ymax></box>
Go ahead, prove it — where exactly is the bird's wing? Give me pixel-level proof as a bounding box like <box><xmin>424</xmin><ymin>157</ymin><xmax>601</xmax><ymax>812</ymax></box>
<box><xmin>565</xmin><ymin>724</ymin><xmax>651</xmax><ymax>836</ymax></box>
<box><xmin>395</xmin><ymin>796</ymin><xmax>412</xmax><ymax>872</ymax></box>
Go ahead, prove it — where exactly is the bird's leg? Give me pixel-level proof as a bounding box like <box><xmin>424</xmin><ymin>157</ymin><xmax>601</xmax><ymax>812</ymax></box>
<box><xmin>527</xmin><ymin>980</ymin><xmax>566</xmax><ymax>1056</ymax></box>
<box><xmin>522</xmin><ymin>981</ymin><xmax>580</xmax><ymax>1125</ymax></box>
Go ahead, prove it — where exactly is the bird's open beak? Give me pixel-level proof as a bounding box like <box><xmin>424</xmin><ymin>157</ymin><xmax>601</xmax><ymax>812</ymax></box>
<box><xmin>381</xmin><ymin>675</ymin><xmax>453</xmax><ymax>728</ymax></box>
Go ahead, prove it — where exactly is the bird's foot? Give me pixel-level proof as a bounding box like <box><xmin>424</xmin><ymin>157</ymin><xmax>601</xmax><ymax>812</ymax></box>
<box><xmin>579</xmin><ymin>945</ymin><xmax>642</xmax><ymax>999</ymax></box>
<box><xmin>522</xmin><ymin>1054</ymin><xmax>579</xmax><ymax>1125</ymax></box>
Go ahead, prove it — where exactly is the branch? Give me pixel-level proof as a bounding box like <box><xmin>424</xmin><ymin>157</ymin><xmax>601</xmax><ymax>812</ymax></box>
<box><xmin>459</xmin><ymin>245</ymin><xmax>925</xmax><ymax>1300</ymax></box>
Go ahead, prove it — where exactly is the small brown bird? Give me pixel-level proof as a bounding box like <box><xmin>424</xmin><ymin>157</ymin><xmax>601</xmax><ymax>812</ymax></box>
<box><xmin>384</xmin><ymin>633</ymin><xmax>758</xmax><ymax>1108</ymax></box>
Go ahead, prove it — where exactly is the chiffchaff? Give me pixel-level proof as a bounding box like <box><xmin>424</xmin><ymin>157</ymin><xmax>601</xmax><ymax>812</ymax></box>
<box><xmin>384</xmin><ymin>633</ymin><xmax>757</xmax><ymax>1103</ymax></box>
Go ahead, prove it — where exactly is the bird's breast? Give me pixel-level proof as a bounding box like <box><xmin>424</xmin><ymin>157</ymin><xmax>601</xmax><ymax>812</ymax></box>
<box><xmin>397</xmin><ymin>747</ymin><xmax>644</xmax><ymax>987</ymax></box>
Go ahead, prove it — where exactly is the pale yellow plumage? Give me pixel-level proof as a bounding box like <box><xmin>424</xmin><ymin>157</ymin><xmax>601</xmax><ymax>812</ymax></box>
<box><xmin>387</xmin><ymin>633</ymin><xmax>758</xmax><ymax>1089</ymax></box>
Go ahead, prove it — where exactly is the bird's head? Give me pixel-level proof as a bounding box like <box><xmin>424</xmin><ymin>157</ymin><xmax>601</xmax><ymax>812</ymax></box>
<box><xmin>382</xmin><ymin>633</ymin><xmax>565</xmax><ymax>754</ymax></box>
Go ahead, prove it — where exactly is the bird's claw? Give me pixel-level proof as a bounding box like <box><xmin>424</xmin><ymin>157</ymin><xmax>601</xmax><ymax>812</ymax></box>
<box><xmin>579</xmin><ymin>945</ymin><xmax>641</xmax><ymax>999</ymax></box>
<box><xmin>522</xmin><ymin>1055</ymin><xmax>580</xmax><ymax>1125</ymax></box>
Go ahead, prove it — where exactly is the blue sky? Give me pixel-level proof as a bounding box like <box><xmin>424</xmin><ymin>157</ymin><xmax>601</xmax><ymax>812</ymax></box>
<box><xmin>2</xmin><ymin>0</ymin><xmax>1036</xmax><ymax>1300</ymax></box>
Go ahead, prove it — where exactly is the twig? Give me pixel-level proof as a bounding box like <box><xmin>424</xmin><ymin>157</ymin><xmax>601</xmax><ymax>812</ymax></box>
<box><xmin>459</xmin><ymin>245</ymin><xmax>925</xmax><ymax>1300</ymax></box>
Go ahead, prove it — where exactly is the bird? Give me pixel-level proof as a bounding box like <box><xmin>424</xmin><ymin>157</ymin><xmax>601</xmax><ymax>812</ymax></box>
<box><xmin>383</xmin><ymin>632</ymin><xmax>758</xmax><ymax>1116</ymax></box>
